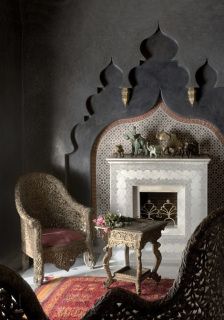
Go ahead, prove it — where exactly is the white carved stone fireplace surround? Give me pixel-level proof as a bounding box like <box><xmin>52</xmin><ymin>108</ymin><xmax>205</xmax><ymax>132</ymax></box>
<box><xmin>107</xmin><ymin>156</ymin><xmax>210</xmax><ymax>276</ymax></box>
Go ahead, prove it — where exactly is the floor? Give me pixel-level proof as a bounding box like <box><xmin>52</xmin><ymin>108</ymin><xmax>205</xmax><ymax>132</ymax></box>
<box><xmin>22</xmin><ymin>244</ymin><xmax>178</xmax><ymax>289</ymax></box>
<box><xmin>22</xmin><ymin>252</ymin><xmax>122</xmax><ymax>289</ymax></box>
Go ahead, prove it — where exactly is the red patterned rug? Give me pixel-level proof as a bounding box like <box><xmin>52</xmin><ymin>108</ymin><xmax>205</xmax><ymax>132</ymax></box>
<box><xmin>36</xmin><ymin>277</ymin><xmax>174</xmax><ymax>320</ymax></box>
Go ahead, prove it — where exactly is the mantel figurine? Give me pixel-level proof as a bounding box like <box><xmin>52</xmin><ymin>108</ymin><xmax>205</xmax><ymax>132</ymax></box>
<box><xmin>113</xmin><ymin>144</ymin><xmax>124</xmax><ymax>157</ymax></box>
<box><xmin>156</xmin><ymin>131</ymin><xmax>183</xmax><ymax>156</ymax></box>
<box><xmin>147</xmin><ymin>144</ymin><xmax>162</xmax><ymax>158</ymax></box>
<box><xmin>124</xmin><ymin>126</ymin><xmax>148</xmax><ymax>156</ymax></box>
<box><xmin>183</xmin><ymin>141</ymin><xmax>199</xmax><ymax>158</ymax></box>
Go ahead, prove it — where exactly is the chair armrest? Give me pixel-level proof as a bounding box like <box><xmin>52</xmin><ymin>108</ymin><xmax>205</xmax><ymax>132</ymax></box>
<box><xmin>66</xmin><ymin>203</ymin><xmax>93</xmax><ymax>236</ymax></box>
<box><xmin>20</xmin><ymin>215</ymin><xmax>42</xmax><ymax>254</ymax></box>
<box><xmin>82</xmin><ymin>207</ymin><xmax>94</xmax><ymax>242</ymax></box>
<box><xmin>15</xmin><ymin>187</ymin><xmax>40</xmax><ymax>228</ymax></box>
<box><xmin>23</xmin><ymin>215</ymin><xmax>41</xmax><ymax>229</ymax></box>
<box><xmin>56</xmin><ymin>194</ymin><xmax>94</xmax><ymax>234</ymax></box>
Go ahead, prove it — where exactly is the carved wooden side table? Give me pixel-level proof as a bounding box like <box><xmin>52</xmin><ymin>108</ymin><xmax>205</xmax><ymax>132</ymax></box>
<box><xmin>102</xmin><ymin>219</ymin><xmax>167</xmax><ymax>295</ymax></box>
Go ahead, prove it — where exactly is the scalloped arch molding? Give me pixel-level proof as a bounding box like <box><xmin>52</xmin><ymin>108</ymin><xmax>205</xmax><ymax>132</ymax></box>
<box><xmin>93</xmin><ymin>101</ymin><xmax>224</xmax><ymax>216</ymax></box>
<box><xmin>66</xmin><ymin>28</ymin><xmax>224</xmax><ymax>207</ymax></box>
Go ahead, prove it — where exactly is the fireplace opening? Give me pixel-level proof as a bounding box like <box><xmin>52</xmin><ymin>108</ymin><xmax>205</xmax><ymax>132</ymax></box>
<box><xmin>140</xmin><ymin>192</ymin><xmax>177</xmax><ymax>226</ymax></box>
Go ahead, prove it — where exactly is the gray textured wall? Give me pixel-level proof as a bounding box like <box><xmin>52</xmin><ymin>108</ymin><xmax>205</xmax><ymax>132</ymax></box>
<box><xmin>0</xmin><ymin>0</ymin><xmax>22</xmax><ymax>268</ymax></box>
<box><xmin>22</xmin><ymin>0</ymin><xmax>224</xmax><ymax>177</ymax></box>
<box><xmin>1</xmin><ymin>0</ymin><xmax>224</xmax><ymax>266</ymax></box>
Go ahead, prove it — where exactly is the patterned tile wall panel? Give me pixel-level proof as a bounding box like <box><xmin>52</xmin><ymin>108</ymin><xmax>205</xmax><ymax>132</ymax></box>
<box><xmin>94</xmin><ymin>102</ymin><xmax>224</xmax><ymax>216</ymax></box>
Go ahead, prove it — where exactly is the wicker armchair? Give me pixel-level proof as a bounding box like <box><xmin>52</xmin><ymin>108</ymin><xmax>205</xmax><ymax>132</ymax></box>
<box><xmin>83</xmin><ymin>208</ymin><xmax>224</xmax><ymax>320</ymax></box>
<box><xmin>15</xmin><ymin>172</ymin><xmax>95</xmax><ymax>286</ymax></box>
<box><xmin>0</xmin><ymin>264</ymin><xmax>48</xmax><ymax>320</ymax></box>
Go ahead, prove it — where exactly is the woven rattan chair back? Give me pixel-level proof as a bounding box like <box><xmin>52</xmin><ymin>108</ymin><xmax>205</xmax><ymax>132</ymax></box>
<box><xmin>16</xmin><ymin>173</ymin><xmax>83</xmax><ymax>229</ymax></box>
<box><xmin>15</xmin><ymin>172</ymin><xmax>95</xmax><ymax>286</ymax></box>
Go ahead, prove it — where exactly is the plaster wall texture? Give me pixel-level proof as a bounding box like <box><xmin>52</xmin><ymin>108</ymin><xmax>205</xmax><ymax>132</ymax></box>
<box><xmin>1</xmin><ymin>0</ymin><xmax>224</xmax><ymax>267</ymax></box>
<box><xmin>0</xmin><ymin>0</ymin><xmax>22</xmax><ymax>268</ymax></box>
<box><xmin>21</xmin><ymin>0</ymin><xmax>224</xmax><ymax>176</ymax></box>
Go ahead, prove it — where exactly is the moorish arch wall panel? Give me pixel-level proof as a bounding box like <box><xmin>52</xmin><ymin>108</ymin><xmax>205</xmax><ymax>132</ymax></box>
<box><xmin>67</xmin><ymin>29</ymin><xmax>224</xmax><ymax>207</ymax></box>
<box><xmin>93</xmin><ymin>101</ymin><xmax>224</xmax><ymax>216</ymax></box>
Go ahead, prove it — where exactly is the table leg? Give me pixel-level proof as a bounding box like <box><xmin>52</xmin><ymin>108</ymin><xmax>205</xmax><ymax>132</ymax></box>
<box><xmin>103</xmin><ymin>245</ymin><xmax>114</xmax><ymax>288</ymax></box>
<box><xmin>136</xmin><ymin>248</ymin><xmax>142</xmax><ymax>295</ymax></box>
<box><xmin>151</xmin><ymin>241</ymin><xmax>162</xmax><ymax>282</ymax></box>
<box><xmin>125</xmin><ymin>245</ymin><xmax>129</xmax><ymax>267</ymax></box>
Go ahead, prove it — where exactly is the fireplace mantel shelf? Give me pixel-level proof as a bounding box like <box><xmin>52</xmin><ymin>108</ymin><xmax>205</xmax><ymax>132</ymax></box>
<box><xmin>107</xmin><ymin>156</ymin><xmax>210</xmax><ymax>164</ymax></box>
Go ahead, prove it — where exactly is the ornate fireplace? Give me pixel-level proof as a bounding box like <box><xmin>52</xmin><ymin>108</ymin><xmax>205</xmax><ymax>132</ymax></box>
<box><xmin>107</xmin><ymin>156</ymin><xmax>210</xmax><ymax>264</ymax></box>
<box><xmin>91</xmin><ymin>101</ymin><xmax>224</xmax><ymax>275</ymax></box>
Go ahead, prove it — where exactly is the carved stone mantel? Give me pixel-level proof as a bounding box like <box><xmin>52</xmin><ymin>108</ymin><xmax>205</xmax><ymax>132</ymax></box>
<box><xmin>106</xmin><ymin>156</ymin><xmax>211</xmax><ymax>263</ymax></box>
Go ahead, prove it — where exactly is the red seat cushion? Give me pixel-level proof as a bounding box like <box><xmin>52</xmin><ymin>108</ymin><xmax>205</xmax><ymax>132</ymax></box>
<box><xmin>42</xmin><ymin>228</ymin><xmax>86</xmax><ymax>248</ymax></box>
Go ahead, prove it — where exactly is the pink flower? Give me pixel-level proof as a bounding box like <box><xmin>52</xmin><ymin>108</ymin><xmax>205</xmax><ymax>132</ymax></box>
<box><xmin>93</xmin><ymin>215</ymin><xmax>106</xmax><ymax>227</ymax></box>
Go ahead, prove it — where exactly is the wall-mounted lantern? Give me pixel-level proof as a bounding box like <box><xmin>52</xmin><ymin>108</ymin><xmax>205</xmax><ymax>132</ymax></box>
<box><xmin>121</xmin><ymin>87</ymin><xmax>131</xmax><ymax>106</ymax></box>
<box><xmin>187</xmin><ymin>87</ymin><xmax>196</xmax><ymax>106</ymax></box>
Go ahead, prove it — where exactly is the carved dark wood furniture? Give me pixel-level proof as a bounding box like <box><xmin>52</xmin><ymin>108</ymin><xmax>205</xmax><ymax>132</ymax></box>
<box><xmin>0</xmin><ymin>264</ymin><xmax>48</xmax><ymax>320</ymax></box>
<box><xmin>103</xmin><ymin>219</ymin><xmax>167</xmax><ymax>294</ymax></box>
<box><xmin>83</xmin><ymin>208</ymin><xmax>224</xmax><ymax>320</ymax></box>
<box><xmin>15</xmin><ymin>172</ymin><xmax>95</xmax><ymax>286</ymax></box>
